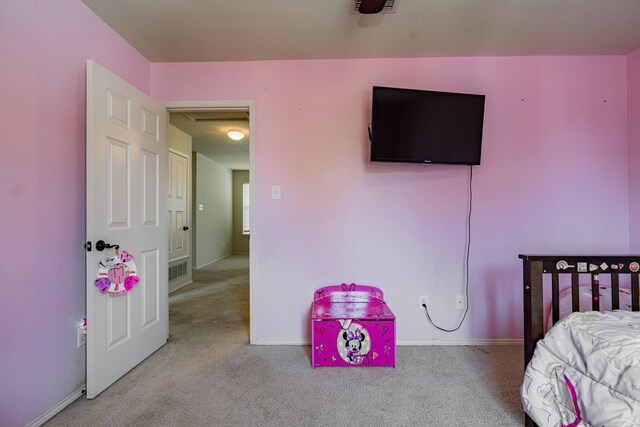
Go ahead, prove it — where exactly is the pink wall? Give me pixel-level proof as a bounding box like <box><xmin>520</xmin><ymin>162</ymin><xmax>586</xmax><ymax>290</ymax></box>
<box><xmin>0</xmin><ymin>1</ymin><xmax>149</xmax><ymax>425</ymax></box>
<box><xmin>628</xmin><ymin>48</ymin><xmax>640</xmax><ymax>252</ymax></box>
<box><xmin>0</xmin><ymin>2</ymin><xmax>635</xmax><ymax>421</ymax></box>
<box><xmin>152</xmin><ymin>56</ymin><xmax>629</xmax><ymax>343</ymax></box>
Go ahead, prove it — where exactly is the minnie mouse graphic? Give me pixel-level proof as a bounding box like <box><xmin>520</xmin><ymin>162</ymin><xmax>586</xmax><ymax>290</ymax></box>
<box><xmin>337</xmin><ymin>322</ymin><xmax>371</xmax><ymax>364</ymax></box>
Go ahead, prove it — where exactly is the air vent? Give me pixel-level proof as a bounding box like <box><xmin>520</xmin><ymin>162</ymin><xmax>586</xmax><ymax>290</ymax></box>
<box><xmin>169</xmin><ymin>261</ymin><xmax>188</xmax><ymax>282</ymax></box>
<box><xmin>353</xmin><ymin>0</ymin><xmax>396</xmax><ymax>13</ymax></box>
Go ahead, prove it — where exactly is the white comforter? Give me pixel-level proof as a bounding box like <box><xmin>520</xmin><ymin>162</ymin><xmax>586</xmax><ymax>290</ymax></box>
<box><xmin>521</xmin><ymin>311</ymin><xmax>640</xmax><ymax>426</ymax></box>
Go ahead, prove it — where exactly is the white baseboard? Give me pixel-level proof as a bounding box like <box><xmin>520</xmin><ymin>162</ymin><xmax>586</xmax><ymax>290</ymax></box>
<box><xmin>251</xmin><ymin>339</ymin><xmax>522</xmax><ymax>346</ymax></box>
<box><xmin>169</xmin><ymin>279</ymin><xmax>193</xmax><ymax>294</ymax></box>
<box><xmin>252</xmin><ymin>339</ymin><xmax>310</xmax><ymax>345</ymax></box>
<box><xmin>397</xmin><ymin>339</ymin><xmax>522</xmax><ymax>346</ymax></box>
<box><xmin>194</xmin><ymin>253</ymin><xmax>233</xmax><ymax>270</ymax></box>
<box><xmin>26</xmin><ymin>385</ymin><xmax>85</xmax><ymax>427</ymax></box>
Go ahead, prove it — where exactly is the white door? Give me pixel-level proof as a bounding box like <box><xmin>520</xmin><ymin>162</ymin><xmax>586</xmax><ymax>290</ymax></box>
<box><xmin>86</xmin><ymin>60</ymin><xmax>168</xmax><ymax>398</ymax></box>
<box><xmin>168</xmin><ymin>150</ymin><xmax>189</xmax><ymax>261</ymax></box>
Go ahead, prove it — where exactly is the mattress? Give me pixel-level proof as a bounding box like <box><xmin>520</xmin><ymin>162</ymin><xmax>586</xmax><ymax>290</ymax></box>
<box><xmin>522</xmin><ymin>310</ymin><xmax>640</xmax><ymax>426</ymax></box>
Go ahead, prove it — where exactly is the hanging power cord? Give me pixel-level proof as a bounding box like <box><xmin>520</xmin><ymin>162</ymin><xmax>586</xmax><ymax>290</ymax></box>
<box><xmin>422</xmin><ymin>165</ymin><xmax>473</xmax><ymax>332</ymax></box>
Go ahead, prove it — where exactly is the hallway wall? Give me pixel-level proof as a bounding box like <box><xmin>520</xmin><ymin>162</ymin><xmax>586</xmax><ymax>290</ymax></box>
<box><xmin>194</xmin><ymin>153</ymin><xmax>233</xmax><ymax>267</ymax></box>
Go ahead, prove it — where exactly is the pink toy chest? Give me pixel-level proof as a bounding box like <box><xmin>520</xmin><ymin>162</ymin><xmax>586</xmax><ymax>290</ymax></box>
<box><xmin>312</xmin><ymin>283</ymin><xmax>396</xmax><ymax>367</ymax></box>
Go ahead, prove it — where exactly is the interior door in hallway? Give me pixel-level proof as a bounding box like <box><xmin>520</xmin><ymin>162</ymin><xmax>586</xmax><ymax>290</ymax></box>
<box><xmin>168</xmin><ymin>150</ymin><xmax>189</xmax><ymax>262</ymax></box>
<box><xmin>86</xmin><ymin>60</ymin><xmax>168</xmax><ymax>398</ymax></box>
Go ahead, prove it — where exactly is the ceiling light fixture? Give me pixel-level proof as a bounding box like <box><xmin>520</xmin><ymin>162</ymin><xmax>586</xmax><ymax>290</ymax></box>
<box><xmin>227</xmin><ymin>130</ymin><xmax>245</xmax><ymax>141</ymax></box>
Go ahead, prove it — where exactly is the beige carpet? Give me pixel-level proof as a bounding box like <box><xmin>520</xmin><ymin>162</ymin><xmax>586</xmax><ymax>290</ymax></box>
<box><xmin>47</xmin><ymin>255</ymin><xmax>524</xmax><ymax>426</ymax></box>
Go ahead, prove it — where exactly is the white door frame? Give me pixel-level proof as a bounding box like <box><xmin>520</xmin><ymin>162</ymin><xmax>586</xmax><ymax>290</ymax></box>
<box><xmin>163</xmin><ymin>99</ymin><xmax>256</xmax><ymax>344</ymax></box>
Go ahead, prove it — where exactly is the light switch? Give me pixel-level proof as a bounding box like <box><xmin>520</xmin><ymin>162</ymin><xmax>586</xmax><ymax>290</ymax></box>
<box><xmin>198</xmin><ymin>204</ymin><xmax>204</xmax><ymax>211</ymax></box>
<box><xmin>271</xmin><ymin>185</ymin><xmax>281</xmax><ymax>200</ymax></box>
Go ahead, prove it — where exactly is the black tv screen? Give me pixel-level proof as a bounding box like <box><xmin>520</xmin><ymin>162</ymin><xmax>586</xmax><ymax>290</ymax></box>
<box><xmin>370</xmin><ymin>86</ymin><xmax>485</xmax><ymax>165</ymax></box>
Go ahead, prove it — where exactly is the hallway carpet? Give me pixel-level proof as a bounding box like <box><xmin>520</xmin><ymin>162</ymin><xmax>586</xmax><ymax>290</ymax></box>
<box><xmin>47</xmin><ymin>255</ymin><xmax>524</xmax><ymax>426</ymax></box>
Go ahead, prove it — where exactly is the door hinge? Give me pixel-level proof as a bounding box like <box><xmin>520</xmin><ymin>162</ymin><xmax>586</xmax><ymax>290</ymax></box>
<box><xmin>85</xmin><ymin>241</ymin><xmax>92</xmax><ymax>251</ymax></box>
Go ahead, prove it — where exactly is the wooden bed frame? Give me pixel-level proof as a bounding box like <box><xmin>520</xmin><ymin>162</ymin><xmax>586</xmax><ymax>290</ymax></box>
<box><xmin>519</xmin><ymin>254</ymin><xmax>640</xmax><ymax>427</ymax></box>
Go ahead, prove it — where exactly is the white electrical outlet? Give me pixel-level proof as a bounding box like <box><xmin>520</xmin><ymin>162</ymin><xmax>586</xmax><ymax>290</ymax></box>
<box><xmin>419</xmin><ymin>295</ymin><xmax>429</xmax><ymax>308</ymax></box>
<box><xmin>77</xmin><ymin>326</ymin><xmax>86</xmax><ymax>348</ymax></box>
<box><xmin>456</xmin><ymin>295</ymin><xmax>465</xmax><ymax>310</ymax></box>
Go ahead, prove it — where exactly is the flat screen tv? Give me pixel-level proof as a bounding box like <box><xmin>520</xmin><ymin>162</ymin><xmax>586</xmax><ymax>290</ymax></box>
<box><xmin>370</xmin><ymin>86</ymin><xmax>485</xmax><ymax>165</ymax></box>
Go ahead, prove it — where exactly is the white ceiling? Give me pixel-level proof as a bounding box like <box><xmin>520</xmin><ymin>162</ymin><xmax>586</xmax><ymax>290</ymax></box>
<box><xmin>169</xmin><ymin>111</ymin><xmax>250</xmax><ymax>170</ymax></box>
<box><xmin>82</xmin><ymin>0</ymin><xmax>640</xmax><ymax>62</ymax></box>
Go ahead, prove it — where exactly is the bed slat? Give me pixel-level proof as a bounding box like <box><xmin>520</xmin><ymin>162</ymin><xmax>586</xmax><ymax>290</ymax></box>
<box><xmin>611</xmin><ymin>273</ymin><xmax>620</xmax><ymax>310</ymax></box>
<box><xmin>591</xmin><ymin>274</ymin><xmax>600</xmax><ymax>311</ymax></box>
<box><xmin>551</xmin><ymin>273</ymin><xmax>559</xmax><ymax>325</ymax></box>
<box><xmin>632</xmin><ymin>274</ymin><xmax>639</xmax><ymax>311</ymax></box>
<box><xmin>571</xmin><ymin>273</ymin><xmax>579</xmax><ymax>312</ymax></box>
